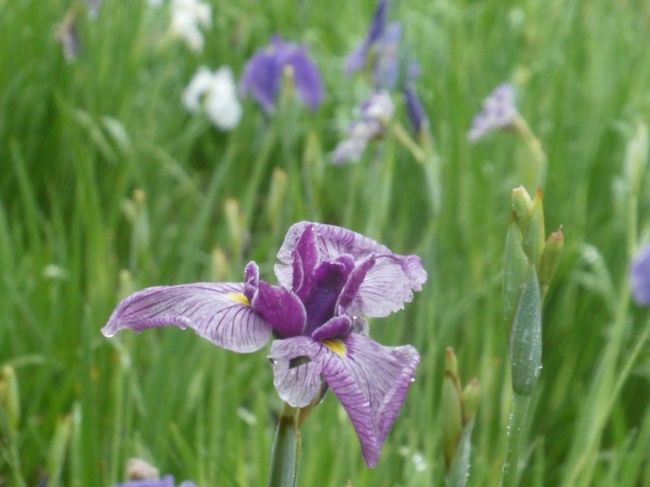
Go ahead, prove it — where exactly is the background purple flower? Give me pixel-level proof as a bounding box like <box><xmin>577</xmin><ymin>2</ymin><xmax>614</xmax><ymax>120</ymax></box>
<box><xmin>631</xmin><ymin>244</ymin><xmax>650</xmax><ymax>305</ymax></box>
<box><xmin>403</xmin><ymin>62</ymin><xmax>429</xmax><ymax>134</ymax></box>
<box><xmin>103</xmin><ymin>222</ymin><xmax>426</xmax><ymax>467</ymax></box>
<box><xmin>241</xmin><ymin>36</ymin><xmax>324</xmax><ymax>113</ymax></box>
<box><xmin>468</xmin><ymin>83</ymin><xmax>518</xmax><ymax>142</ymax></box>
<box><xmin>113</xmin><ymin>475</ymin><xmax>196</xmax><ymax>487</ymax></box>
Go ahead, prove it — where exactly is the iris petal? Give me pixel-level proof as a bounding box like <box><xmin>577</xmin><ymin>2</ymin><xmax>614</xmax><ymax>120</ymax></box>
<box><xmin>101</xmin><ymin>283</ymin><xmax>273</xmax><ymax>353</ymax></box>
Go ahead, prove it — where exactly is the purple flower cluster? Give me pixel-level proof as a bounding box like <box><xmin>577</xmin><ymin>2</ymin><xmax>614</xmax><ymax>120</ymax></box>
<box><xmin>332</xmin><ymin>91</ymin><xmax>395</xmax><ymax>164</ymax></box>
<box><xmin>113</xmin><ymin>476</ymin><xmax>196</xmax><ymax>487</ymax></box>
<box><xmin>241</xmin><ymin>36</ymin><xmax>324</xmax><ymax>114</ymax></box>
<box><xmin>631</xmin><ymin>244</ymin><xmax>650</xmax><ymax>305</ymax></box>
<box><xmin>103</xmin><ymin>222</ymin><xmax>426</xmax><ymax>467</ymax></box>
<box><xmin>468</xmin><ymin>83</ymin><xmax>519</xmax><ymax>142</ymax></box>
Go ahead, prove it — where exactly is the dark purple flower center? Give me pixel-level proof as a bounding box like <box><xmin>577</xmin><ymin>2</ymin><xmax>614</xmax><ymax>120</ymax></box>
<box><xmin>303</xmin><ymin>259</ymin><xmax>353</xmax><ymax>334</ymax></box>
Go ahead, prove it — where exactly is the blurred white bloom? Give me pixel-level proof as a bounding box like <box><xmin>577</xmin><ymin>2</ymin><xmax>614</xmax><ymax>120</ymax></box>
<box><xmin>127</xmin><ymin>458</ymin><xmax>159</xmax><ymax>480</ymax></box>
<box><xmin>183</xmin><ymin>66</ymin><xmax>242</xmax><ymax>130</ymax></box>
<box><xmin>170</xmin><ymin>0</ymin><xmax>212</xmax><ymax>52</ymax></box>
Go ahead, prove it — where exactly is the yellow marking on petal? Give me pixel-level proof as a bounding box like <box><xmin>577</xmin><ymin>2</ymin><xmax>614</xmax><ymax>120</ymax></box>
<box><xmin>323</xmin><ymin>339</ymin><xmax>347</xmax><ymax>357</ymax></box>
<box><xmin>228</xmin><ymin>292</ymin><xmax>250</xmax><ymax>306</ymax></box>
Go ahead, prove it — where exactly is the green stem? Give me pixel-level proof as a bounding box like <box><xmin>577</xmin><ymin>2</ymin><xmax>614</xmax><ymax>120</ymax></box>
<box><xmin>500</xmin><ymin>393</ymin><xmax>532</xmax><ymax>487</ymax></box>
<box><xmin>268</xmin><ymin>403</ymin><xmax>301</xmax><ymax>487</ymax></box>
<box><xmin>513</xmin><ymin>116</ymin><xmax>547</xmax><ymax>192</ymax></box>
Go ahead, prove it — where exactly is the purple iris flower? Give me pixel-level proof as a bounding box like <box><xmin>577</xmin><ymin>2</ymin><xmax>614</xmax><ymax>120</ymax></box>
<box><xmin>113</xmin><ymin>475</ymin><xmax>196</xmax><ymax>487</ymax></box>
<box><xmin>346</xmin><ymin>0</ymin><xmax>402</xmax><ymax>90</ymax></box>
<box><xmin>240</xmin><ymin>36</ymin><xmax>324</xmax><ymax>114</ymax></box>
<box><xmin>102</xmin><ymin>222</ymin><xmax>426</xmax><ymax>467</ymax></box>
<box><xmin>468</xmin><ymin>83</ymin><xmax>519</xmax><ymax>142</ymax></box>
<box><xmin>630</xmin><ymin>244</ymin><xmax>650</xmax><ymax>305</ymax></box>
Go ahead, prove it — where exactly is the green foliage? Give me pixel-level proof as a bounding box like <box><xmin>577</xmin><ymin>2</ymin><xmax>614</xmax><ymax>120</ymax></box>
<box><xmin>1</xmin><ymin>0</ymin><xmax>650</xmax><ymax>485</ymax></box>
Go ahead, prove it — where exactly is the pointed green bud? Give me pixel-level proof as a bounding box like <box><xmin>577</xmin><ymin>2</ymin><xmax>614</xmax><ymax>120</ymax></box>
<box><xmin>509</xmin><ymin>266</ymin><xmax>543</xmax><ymax>396</ymax></box>
<box><xmin>0</xmin><ymin>366</ymin><xmax>20</xmax><ymax>432</ymax></box>
<box><xmin>520</xmin><ymin>189</ymin><xmax>546</xmax><ymax>269</ymax></box>
<box><xmin>210</xmin><ymin>247</ymin><xmax>230</xmax><ymax>282</ymax></box>
<box><xmin>503</xmin><ymin>220</ymin><xmax>530</xmax><ymax>328</ymax></box>
<box><xmin>512</xmin><ymin>186</ymin><xmax>534</xmax><ymax>223</ymax></box>
<box><xmin>540</xmin><ymin>226</ymin><xmax>564</xmax><ymax>297</ymax></box>
<box><xmin>461</xmin><ymin>378</ymin><xmax>480</xmax><ymax>424</ymax></box>
<box><xmin>442</xmin><ymin>348</ymin><xmax>463</xmax><ymax>468</ymax></box>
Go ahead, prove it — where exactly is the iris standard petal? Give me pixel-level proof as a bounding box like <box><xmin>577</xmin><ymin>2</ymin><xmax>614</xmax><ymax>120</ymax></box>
<box><xmin>631</xmin><ymin>244</ymin><xmax>650</xmax><ymax>305</ymax></box>
<box><xmin>101</xmin><ymin>283</ymin><xmax>272</xmax><ymax>353</ymax></box>
<box><xmin>318</xmin><ymin>333</ymin><xmax>420</xmax><ymax>467</ymax></box>
<box><xmin>251</xmin><ymin>282</ymin><xmax>306</xmax><ymax>338</ymax></box>
<box><xmin>275</xmin><ymin>222</ymin><xmax>427</xmax><ymax>317</ymax></box>
<box><xmin>269</xmin><ymin>336</ymin><xmax>325</xmax><ymax>408</ymax></box>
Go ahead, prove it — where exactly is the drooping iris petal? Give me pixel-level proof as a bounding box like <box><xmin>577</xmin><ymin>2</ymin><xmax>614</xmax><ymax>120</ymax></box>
<box><xmin>345</xmin><ymin>0</ymin><xmax>389</xmax><ymax>74</ymax></box>
<box><xmin>630</xmin><ymin>244</ymin><xmax>650</xmax><ymax>305</ymax></box>
<box><xmin>101</xmin><ymin>283</ymin><xmax>272</xmax><ymax>353</ymax></box>
<box><xmin>251</xmin><ymin>282</ymin><xmax>306</xmax><ymax>338</ymax></box>
<box><xmin>275</xmin><ymin>222</ymin><xmax>427</xmax><ymax>317</ymax></box>
<box><xmin>269</xmin><ymin>336</ymin><xmax>325</xmax><ymax>408</ymax></box>
<box><xmin>319</xmin><ymin>333</ymin><xmax>420</xmax><ymax>467</ymax></box>
<box><xmin>241</xmin><ymin>47</ymin><xmax>282</xmax><ymax>113</ymax></box>
<box><xmin>311</xmin><ymin>315</ymin><xmax>352</xmax><ymax>342</ymax></box>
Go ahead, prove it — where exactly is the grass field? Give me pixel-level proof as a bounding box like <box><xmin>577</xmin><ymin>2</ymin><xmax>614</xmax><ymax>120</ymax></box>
<box><xmin>1</xmin><ymin>0</ymin><xmax>650</xmax><ymax>485</ymax></box>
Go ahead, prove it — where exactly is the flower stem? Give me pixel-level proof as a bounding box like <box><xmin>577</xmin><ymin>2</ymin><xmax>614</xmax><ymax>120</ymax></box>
<box><xmin>500</xmin><ymin>393</ymin><xmax>532</xmax><ymax>487</ymax></box>
<box><xmin>268</xmin><ymin>403</ymin><xmax>301</xmax><ymax>487</ymax></box>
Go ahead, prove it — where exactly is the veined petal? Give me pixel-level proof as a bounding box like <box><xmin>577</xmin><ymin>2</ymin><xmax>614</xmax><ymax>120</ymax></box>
<box><xmin>244</xmin><ymin>261</ymin><xmax>259</xmax><ymax>301</ymax></box>
<box><xmin>275</xmin><ymin>222</ymin><xmax>427</xmax><ymax>317</ymax></box>
<box><xmin>319</xmin><ymin>334</ymin><xmax>420</xmax><ymax>467</ymax></box>
<box><xmin>101</xmin><ymin>283</ymin><xmax>272</xmax><ymax>353</ymax></box>
<box><xmin>269</xmin><ymin>337</ymin><xmax>326</xmax><ymax>408</ymax></box>
<box><xmin>251</xmin><ymin>282</ymin><xmax>306</xmax><ymax>338</ymax></box>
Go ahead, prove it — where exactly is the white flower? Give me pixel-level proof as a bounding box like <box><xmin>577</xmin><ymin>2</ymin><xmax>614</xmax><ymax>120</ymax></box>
<box><xmin>170</xmin><ymin>0</ymin><xmax>212</xmax><ymax>52</ymax></box>
<box><xmin>182</xmin><ymin>66</ymin><xmax>242</xmax><ymax>131</ymax></box>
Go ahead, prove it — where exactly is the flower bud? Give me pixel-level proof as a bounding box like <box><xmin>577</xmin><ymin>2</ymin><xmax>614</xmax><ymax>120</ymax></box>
<box><xmin>521</xmin><ymin>189</ymin><xmax>546</xmax><ymax>269</ymax></box>
<box><xmin>224</xmin><ymin>198</ymin><xmax>247</xmax><ymax>261</ymax></box>
<box><xmin>442</xmin><ymin>348</ymin><xmax>463</xmax><ymax>468</ymax></box>
<box><xmin>540</xmin><ymin>227</ymin><xmax>564</xmax><ymax>296</ymax></box>
<box><xmin>511</xmin><ymin>186</ymin><xmax>533</xmax><ymax>223</ymax></box>
<box><xmin>461</xmin><ymin>378</ymin><xmax>480</xmax><ymax>424</ymax></box>
<box><xmin>266</xmin><ymin>168</ymin><xmax>288</xmax><ymax>232</ymax></box>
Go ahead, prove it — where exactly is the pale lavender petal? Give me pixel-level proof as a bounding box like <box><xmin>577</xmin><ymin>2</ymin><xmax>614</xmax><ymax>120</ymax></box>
<box><xmin>337</xmin><ymin>254</ymin><xmax>376</xmax><ymax>310</ymax></box>
<box><xmin>275</xmin><ymin>222</ymin><xmax>427</xmax><ymax>317</ymax></box>
<box><xmin>292</xmin><ymin>224</ymin><xmax>319</xmax><ymax>301</ymax></box>
<box><xmin>311</xmin><ymin>315</ymin><xmax>352</xmax><ymax>342</ymax></box>
<box><xmin>319</xmin><ymin>333</ymin><xmax>420</xmax><ymax>467</ymax></box>
<box><xmin>468</xmin><ymin>83</ymin><xmax>518</xmax><ymax>142</ymax></box>
<box><xmin>331</xmin><ymin>137</ymin><xmax>368</xmax><ymax>165</ymax></box>
<box><xmin>269</xmin><ymin>336</ymin><xmax>325</xmax><ymax>407</ymax></box>
<box><xmin>101</xmin><ymin>283</ymin><xmax>272</xmax><ymax>353</ymax></box>
<box><xmin>631</xmin><ymin>244</ymin><xmax>650</xmax><ymax>305</ymax></box>
<box><xmin>244</xmin><ymin>261</ymin><xmax>259</xmax><ymax>301</ymax></box>
<box><xmin>345</xmin><ymin>43</ymin><xmax>367</xmax><ymax>73</ymax></box>
<box><xmin>251</xmin><ymin>282</ymin><xmax>306</xmax><ymax>338</ymax></box>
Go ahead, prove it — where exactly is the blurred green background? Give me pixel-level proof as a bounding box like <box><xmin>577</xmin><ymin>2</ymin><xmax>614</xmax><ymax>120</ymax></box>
<box><xmin>1</xmin><ymin>0</ymin><xmax>650</xmax><ymax>485</ymax></box>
